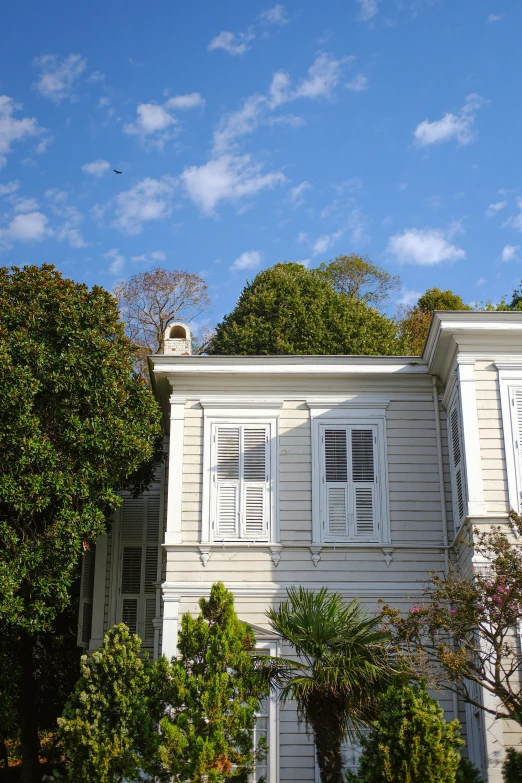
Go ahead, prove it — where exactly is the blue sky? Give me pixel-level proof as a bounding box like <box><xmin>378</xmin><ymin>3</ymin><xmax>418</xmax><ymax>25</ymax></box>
<box><xmin>1</xmin><ymin>0</ymin><xmax>521</xmax><ymax>332</ymax></box>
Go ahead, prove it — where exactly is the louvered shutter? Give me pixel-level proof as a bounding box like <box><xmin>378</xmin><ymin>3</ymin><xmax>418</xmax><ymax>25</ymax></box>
<box><xmin>77</xmin><ymin>547</ymin><xmax>95</xmax><ymax>647</ymax></box>
<box><xmin>324</xmin><ymin>429</ymin><xmax>349</xmax><ymax>538</ymax></box>
<box><xmin>449</xmin><ymin>403</ymin><xmax>466</xmax><ymax>530</ymax></box>
<box><xmin>143</xmin><ymin>496</ymin><xmax>160</xmax><ymax>651</ymax></box>
<box><xmin>511</xmin><ymin>389</ymin><xmax>522</xmax><ymax>510</ymax></box>
<box><xmin>215</xmin><ymin>427</ymin><xmax>240</xmax><ymax>538</ymax></box>
<box><xmin>351</xmin><ymin>429</ymin><xmax>377</xmax><ymax>538</ymax></box>
<box><xmin>242</xmin><ymin>427</ymin><xmax>268</xmax><ymax>538</ymax></box>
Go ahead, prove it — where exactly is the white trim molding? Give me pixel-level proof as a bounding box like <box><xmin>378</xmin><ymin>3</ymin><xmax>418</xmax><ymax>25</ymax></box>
<box><xmin>496</xmin><ymin>363</ymin><xmax>522</xmax><ymax>512</ymax></box>
<box><xmin>161</xmin><ymin>588</ymin><xmax>181</xmax><ymax>659</ymax></box>
<box><xmin>456</xmin><ymin>359</ymin><xmax>488</xmax><ymax>516</ymax></box>
<box><xmin>165</xmin><ymin>395</ymin><xmax>186</xmax><ymax>545</ymax></box>
<box><xmin>162</xmin><ymin>581</ymin><xmax>425</xmax><ymax>599</ymax></box>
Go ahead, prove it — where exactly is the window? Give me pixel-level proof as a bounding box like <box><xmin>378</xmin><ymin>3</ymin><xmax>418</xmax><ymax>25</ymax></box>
<box><xmin>118</xmin><ymin>494</ymin><xmax>160</xmax><ymax>652</ymax></box>
<box><xmin>447</xmin><ymin>396</ymin><xmax>467</xmax><ymax>533</ymax></box>
<box><xmin>251</xmin><ymin>696</ymin><xmax>270</xmax><ymax>783</ymax></box>
<box><xmin>207</xmin><ymin>421</ymin><xmax>276</xmax><ymax>543</ymax></box>
<box><xmin>249</xmin><ymin>638</ymin><xmax>279</xmax><ymax>783</ymax></box>
<box><xmin>77</xmin><ymin>547</ymin><xmax>95</xmax><ymax>648</ymax></box>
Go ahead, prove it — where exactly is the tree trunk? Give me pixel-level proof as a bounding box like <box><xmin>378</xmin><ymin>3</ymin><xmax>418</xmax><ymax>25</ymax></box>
<box><xmin>18</xmin><ymin>634</ymin><xmax>41</xmax><ymax>783</ymax></box>
<box><xmin>309</xmin><ymin>700</ymin><xmax>345</xmax><ymax>783</ymax></box>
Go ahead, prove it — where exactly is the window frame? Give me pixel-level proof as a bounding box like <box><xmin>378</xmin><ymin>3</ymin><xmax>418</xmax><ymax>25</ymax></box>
<box><xmin>249</xmin><ymin>638</ymin><xmax>280</xmax><ymax>783</ymax></box>
<box><xmin>498</xmin><ymin>366</ymin><xmax>522</xmax><ymax>513</ymax></box>
<box><xmin>446</xmin><ymin>387</ymin><xmax>468</xmax><ymax>535</ymax></box>
<box><xmin>310</xmin><ymin>409</ymin><xmax>390</xmax><ymax>545</ymax></box>
<box><xmin>201</xmin><ymin>406</ymin><xmax>280</xmax><ymax>545</ymax></box>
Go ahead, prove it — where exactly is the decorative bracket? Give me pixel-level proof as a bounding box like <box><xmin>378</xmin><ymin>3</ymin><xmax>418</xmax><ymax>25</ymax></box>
<box><xmin>382</xmin><ymin>547</ymin><xmax>394</xmax><ymax>568</ymax></box>
<box><xmin>310</xmin><ymin>545</ymin><xmax>322</xmax><ymax>567</ymax></box>
<box><xmin>270</xmin><ymin>545</ymin><xmax>282</xmax><ymax>567</ymax></box>
<box><xmin>199</xmin><ymin>546</ymin><xmax>212</xmax><ymax>567</ymax></box>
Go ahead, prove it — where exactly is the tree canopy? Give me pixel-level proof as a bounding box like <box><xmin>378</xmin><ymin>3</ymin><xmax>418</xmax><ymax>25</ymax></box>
<box><xmin>208</xmin><ymin>262</ymin><xmax>401</xmax><ymax>356</ymax></box>
<box><xmin>398</xmin><ymin>287</ymin><xmax>471</xmax><ymax>355</ymax></box>
<box><xmin>317</xmin><ymin>254</ymin><xmax>400</xmax><ymax>306</ymax></box>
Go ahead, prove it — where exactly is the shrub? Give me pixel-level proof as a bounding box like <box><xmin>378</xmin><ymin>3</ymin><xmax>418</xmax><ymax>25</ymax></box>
<box><xmin>456</xmin><ymin>757</ymin><xmax>483</xmax><ymax>783</ymax></box>
<box><xmin>503</xmin><ymin>747</ymin><xmax>522</xmax><ymax>783</ymax></box>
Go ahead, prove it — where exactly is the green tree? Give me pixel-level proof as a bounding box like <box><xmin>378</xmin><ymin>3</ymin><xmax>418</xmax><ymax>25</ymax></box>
<box><xmin>266</xmin><ymin>587</ymin><xmax>392</xmax><ymax>783</ymax></box>
<box><xmin>380</xmin><ymin>511</ymin><xmax>522</xmax><ymax>727</ymax></box>
<box><xmin>346</xmin><ymin>680</ymin><xmax>463</xmax><ymax>783</ymax></box>
<box><xmin>58</xmin><ymin>624</ymin><xmax>168</xmax><ymax>783</ymax></box>
<box><xmin>503</xmin><ymin>747</ymin><xmax>522</xmax><ymax>782</ymax></box>
<box><xmin>317</xmin><ymin>254</ymin><xmax>400</xmax><ymax>306</ymax></box>
<box><xmin>208</xmin><ymin>263</ymin><xmax>400</xmax><ymax>355</ymax></box>
<box><xmin>398</xmin><ymin>287</ymin><xmax>471</xmax><ymax>354</ymax></box>
<box><xmin>160</xmin><ymin>582</ymin><xmax>269</xmax><ymax>782</ymax></box>
<box><xmin>0</xmin><ymin>264</ymin><xmax>161</xmax><ymax>781</ymax></box>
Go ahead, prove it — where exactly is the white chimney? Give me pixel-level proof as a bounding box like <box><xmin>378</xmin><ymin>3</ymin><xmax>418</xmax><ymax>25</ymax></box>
<box><xmin>163</xmin><ymin>322</ymin><xmax>192</xmax><ymax>355</ymax></box>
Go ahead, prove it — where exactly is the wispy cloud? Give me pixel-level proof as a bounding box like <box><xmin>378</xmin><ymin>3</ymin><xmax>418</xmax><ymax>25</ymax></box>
<box><xmin>414</xmin><ymin>94</ymin><xmax>486</xmax><ymax>147</ymax></box>
<box><xmin>397</xmin><ymin>288</ymin><xmax>423</xmax><ymax>307</ymax></box>
<box><xmin>287</xmin><ymin>181</ymin><xmax>311</xmax><ymax>206</ymax></box>
<box><xmin>131</xmin><ymin>250</ymin><xmax>167</xmax><ymax>263</ymax></box>
<box><xmin>45</xmin><ymin>188</ymin><xmax>89</xmax><ymax>248</ymax></box>
<box><xmin>33</xmin><ymin>53</ymin><xmax>87</xmax><ymax>102</ymax></box>
<box><xmin>230</xmin><ymin>250</ymin><xmax>262</xmax><ymax>271</ymax></box>
<box><xmin>387</xmin><ymin>224</ymin><xmax>466</xmax><ymax>265</ymax></box>
<box><xmin>104</xmin><ymin>248</ymin><xmax>125</xmax><ymax>274</ymax></box>
<box><xmin>124</xmin><ymin>93</ymin><xmax>204</xmax><ymax>147</ymax></box>
<box><xmin>502</xmin><ymin>244</ymin><xmax>520</xmax><ymax>262</ymax></box>
<box><xmin>356</xmin><ymin>0</ymin><xmax>379</xmax><ymax>21</ymax></box>
<box><xmin>345</xmin><ymin>74</ymin><xmax>369</xmax><ymax>92</ymax></box>
<box><xmin>487</xmin><ymin>13</ymin><xmax>504</xmax><ymax>24</ymax></box>
<box><xmin>112</xmin><ymin>177</ymin><xmax>177</xmax><ymax>234</ymax></box>
<box><xmin>181</xmin><ymin>154</ymin><xmax>286</xmax><ymax>216</ymax></box>
<box><xmin>82</xmin><ymin>159</ymin><xmax>111</xmax><ymax>177</ymax></box>
<box><xmin>258</xmin><ymin>5</ymin><xmax>289</xmax><ymax>25</ymax></box>
<box><xmin>0</xmin><ymin>181</ymin><xmax>20</xmax><ymax>197</ymax></box>
<box><xmin>504</xmin><ymin>198</ymin><xmax>522</xmax><ymax>232</ymax></box>
<box><xmin>312</xmin><ymin>229</ymin><xmax>344</xmax><ymax>255</ymax></box>
<box><xmin>485</xmin><ymin>200</ymin><xmax>506</xmax><ymax>217</ymax></box>
<box><xmin>208</xmin><ymin>30</ymin><xmax>255</xmax><ymax>57</ymax></box>
<box><xmin>0</xmin><ymin>96</ymin><xmax>41</xmax><ymax>168</ymax></box>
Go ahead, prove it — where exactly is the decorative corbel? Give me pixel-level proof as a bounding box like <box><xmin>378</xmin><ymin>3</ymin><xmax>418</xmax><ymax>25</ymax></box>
<box><xmin>270</xmin><ymin>545</ymin><xmax>282</xmax><ymax>567</ymax></box>
<box><xmin>310</xmin><ymin>545</ymin><xmax>322</xmax><ymax>567</ymax></box>
<box><xmin>199</xmin><ymin>545</ymin><xmax>212</xmax><ymax>567</ymax></box>
<box><xmin>382</xmin><ymin>547</ymin><xmax>394</xmax><ymax>568</ymax></box>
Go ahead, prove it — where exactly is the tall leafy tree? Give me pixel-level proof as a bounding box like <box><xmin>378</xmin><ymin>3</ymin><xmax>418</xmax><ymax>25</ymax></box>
<box><xmin>346</xmin><ymin>680</ymin><xmax>463</xmax><ymax>783</ymax></box>
<box><xmin>160</xmin><ymin>582</ymin><xmax>269</xmax><ymax>782</ymax></box>
<box><xmin>0</xmin><ymin>264</ymin><xmax>161</xmax><ymax>781</ymax></box>
<box><xmin>208</xmin><ymin>262</ymin><xmax>400</xmax><ymax>355</ymax></box>
<box><xmin>317</xmin><ymin>254</ymin><xmax>401</xmax><ymax>306</ymax></box>
<box><xmin>398</xmin><ymin>287</ymin><xmax>472</xmax><ymax>354</ymax></box>
<box><xmin>267</xmin><ymin>587</ymin><xmax>392</xmax><ymax>783</ymax></box>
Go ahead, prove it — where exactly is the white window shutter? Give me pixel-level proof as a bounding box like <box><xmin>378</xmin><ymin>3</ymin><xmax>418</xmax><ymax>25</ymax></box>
<box><xmin>77</xmin><ymin>547</ymin><xmax>95</xmax><ymax>647</ymax></box>
<box><xmin>243</xmin><ymin>427</ymin><xmax>268</xmax><ymax>538</ymax></box>
<box><xmin>215</xmin><ymin>427</ymin><xmax>240</xmax><ymax>538</ymax></box>
<box><xmin>449</xmin><ymin>404</ymin><xmax>466</xmax><ymax>529</ymax></box>
<box><xmin>351</xmin><ymin>429</ymin><xmax>377</xmax><ymax>538</ymax></box>
<box><xmin>324</xmin><ymin>429</ymin><xmax>349</xmax><ymax>538</ymax></box>
<box><xmin>512</xmin><ymin>389</ymin><xmax>522</xmax><ymax>509</ymax></box>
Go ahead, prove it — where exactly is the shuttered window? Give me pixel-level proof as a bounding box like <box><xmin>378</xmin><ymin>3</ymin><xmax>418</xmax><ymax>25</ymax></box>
<box><xmin>448</xmin><ymin>400</ymin><xmax>467</xmax><ymax>532</ymax></box>
<box><xmin>212</xmin><ymin>424</ymin><xmax>270</xmax><ymax>541</ymax></box>
<box><xmin>321</xmin><ymin>426</ymin><xmax>378</xmax><ymax>542</ymax></box>
<box><xmin>510</xmin><ymin>388</ymin><xmax>522</xmax><ymax>511</ymax></box>
<box><xmin>77</xmin><ymin>547</ymin><xmax>96</xmax><ymax>647</ymax></box>
<box><xmin>119</xmin><ymin>494</ymin><xmax>160</xmax><ymax>652</ymax></box>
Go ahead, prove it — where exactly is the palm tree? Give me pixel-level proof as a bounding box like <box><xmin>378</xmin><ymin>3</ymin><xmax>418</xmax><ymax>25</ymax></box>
<box><xmin>266</xmin><ymin>587</ymin><xmax>392</xmax><ymax>783</ymax></box>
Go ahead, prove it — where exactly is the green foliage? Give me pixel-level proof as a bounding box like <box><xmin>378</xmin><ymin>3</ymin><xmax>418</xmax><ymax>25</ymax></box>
<box><xmin>416</xmin><ymin>288</ymin><xmax>471</xmax><ymax>313</ymax></box>
<box><xmin>503</xmin><ymin>747</ymin><xmax>522</xmax><ymax>782</ymax></box>
<box><xmin>398</xmin><ymin>287</ymin><xmax>470</xmax><ymax>354</ymax></box>
<box><xmin>456</xmin><ymin>757</ymin><xmax>483</xmax><ymax>783</ymax></box>
<box><xmin>267</xmin><ymin>587</ymin><xmax>392</xmax><ymax>783</ymax></box>
<box><xmin>160</xmin><ymin>582</ymin><xmax>269</xmax><ymax>782</ymax></box>
<box><xmin>346</xmin><ymin>681</ymin><xmax>463</xmax><ymax>783</ymax></box>
<box><xmin>0</xmin><ymin>264</ymin><xmax>162</xmax><ymax>633</ymax></box>
<box><xmin>380</xmin><ymin>511</ymin><xmax>522</xmax><ymax>725</ymax></box>
<box><xmin>58</xmin><ymin>623</ymin><xmax>166</xmax><ymax>783</ymax></box>
<box><xmin>317</xmin><ymin>255</ymin><xmax>401</xmax><ymax>306</ymax></box>
<box><xmin>208</xmin><ymin>262</ymin><xmax>400</xmax><ymax>356</ymax></box>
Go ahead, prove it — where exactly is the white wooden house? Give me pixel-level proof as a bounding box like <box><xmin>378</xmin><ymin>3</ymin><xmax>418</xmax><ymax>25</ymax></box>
<box><xmin>81</xmin><ymin>312</ymin><xmax>522</xmax><ymax>783</ymax></box>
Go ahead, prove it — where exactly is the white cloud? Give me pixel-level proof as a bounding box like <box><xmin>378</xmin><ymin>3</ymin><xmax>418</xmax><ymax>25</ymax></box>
<box><xmin>258</xmin><ymin>5</ymin><xmax>289</xmax><ymax>24</ymax></box>
<box><xmin>414</xmin><ymin>94</ymin><xmax>486</xmax><ymax>147</ymax></box>
<box><xmin>265</xmin><ymin>113</ymin><xmax>305</xmax><ymax>127</ymax></box>
<box><xmin>487</xmin><ymin>13</ymin><xmax>504</xmax><ymax>23</ymax></box>
<box><xmin>208</xmin><ymin>30</ymin><xmax>255</xmax><ymax>56</ymax></box>
<box><xmin>131</xmin><ymin>250</ymin><xmax>167</xmax><ymax>263</ymax></box>
<box><xmin>387</xmin><ymin>226</ymin><xmax>466</xmax><ymax>265</ymax></box>
<box><xmin>124</xmin><ymin>94</ymin><xmax>204</xmax><ymax>145</ymax></box>
<box><xmin>0</xmin><ymin>181</ymin><xmax>20</xmax><ymax>197</ymax></box>
<box><xmin>356</xmin><ymin>0</ymin><xmax>379</xmax><ymax>20</ymax></box>
<box><xmin>35</xmin><ymin>135</ymin><xmax>53</xmax><ymax>154</ymax></box>
<box><xmin>44</xmin><ymin>188</ymin><xmax>89</xmax><ymax>248</ymax></box>
<box><xmin>12</xmin><ymin>197</ymin><xmax>40</xmax><ymax>213</ymax></box>
<box><xmin>312</xmin><ymin>229</ymin><xmax>344</xmax><ymax>255</ymax></box>
<box><xmin>181</xmin><ymin>154</ymin><xmax>286</xmax><ymax>215</ymax></box>
<box><xmin>288</xmin><ymin>181</ymin><xmax>311</xmax><ymax>206</ymax></box>
<box><xmin>65</xmin><ymin>228</ymin><xmax>89</xmax><ymax>248</ymax></box>
<box><xmin>33</xmin><ymin>53</ymin><xmax>86</xmax><ymax>102</ymax></box>
<box><xmin>345</xmin><ymin>73</ymin><xmax>369</xmax><ymax>92</ymax></box>
<box><xmin>502</xmin><ymin>244</ymin><xmax>520</xmax><ymax>262</ymax></box>
<box><xmin>0</xmin><ymin>96</ymin><xmax>41</xmax><ymax>167</ymax></box>
<box><xmin>104</xmin><ymin>248</ymin><xmax>125</xmax><ymax>274</ymax></box>
<box><xmin>504</xmin><ymin>198</ymin><xmax>522</xmax><ymax>232</ymax></box>
<box><xmin>213</xmin><ymin>95</ymin><xmax>267</xmax><ymax>153</ymax></box>
<box><xmin>230</xmin><ymin>250</ymin><xmax>261</xmax><ymax>271</ymax></box>
<box><xmin>0</xmin><ymin>211</ymin><xmax>52</xmax><ymax>247</ymax></box>
<box><xmin>82</xmin><ymin>159</ymin><xmax>111</xmax><ymax>177</ymax></box>
<box><xmin>112</xmin><ymin>177</ymin><xmax>176</xmax><ymax>234</ymax></box>
<box><xmin>294</xmin><ymin>53</ymin><xmax>346</xmax><ymax>100</ymax></box>
<box><xmin>486</xmin><ymin>200</ymin><xmax>506</xmax><ymax>217</ymax></box>
<box><xmin>397</xmin><ymin>288</ymin><xmax>423</xmax><ymax>307</ymax></box>
<box><xmin>476</xmin><ymin>277</ymin><xmax>486</xmax><ymax>286</ymax></box>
